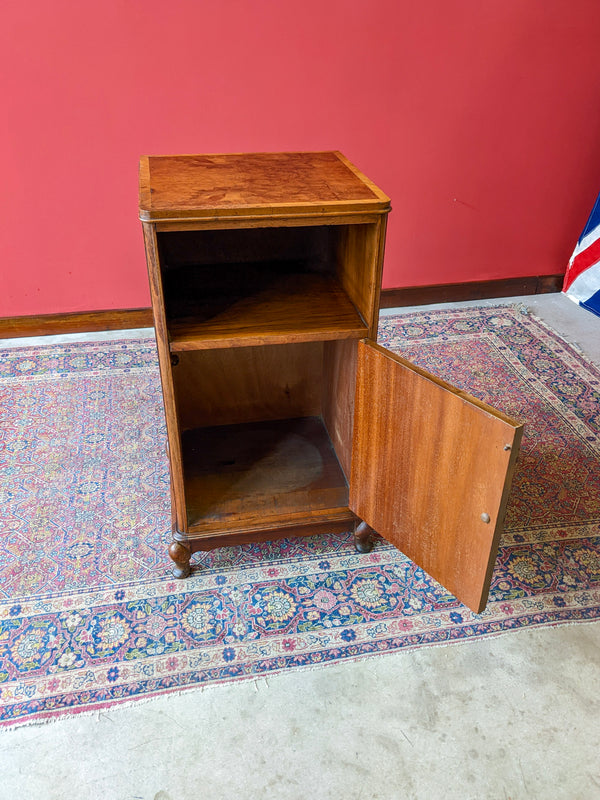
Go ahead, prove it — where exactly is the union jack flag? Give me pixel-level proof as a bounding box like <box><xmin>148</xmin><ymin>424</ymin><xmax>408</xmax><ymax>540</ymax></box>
<box><xmin>563</xmin><ymin>193</ymin><xmax>600</xmax><ymax>317</ymax></box>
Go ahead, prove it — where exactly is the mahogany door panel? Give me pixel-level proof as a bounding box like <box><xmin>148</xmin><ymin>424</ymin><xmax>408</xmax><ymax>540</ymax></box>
<box><xmin>350</xmin><ymin>341</ymin><xmax>523</xmax><ymax>613</ymax></box>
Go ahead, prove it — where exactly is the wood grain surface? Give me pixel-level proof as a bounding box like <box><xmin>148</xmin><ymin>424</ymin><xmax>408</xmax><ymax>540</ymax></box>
<box><xmin>350</xmin><ymin>341</ymin><xmax>523</xmax><ymax>613</ymax></box>
<box><xmin>142</xmin><ymin>222</ymin><xmax>188</xmax><ymax>531</ymax></box>
<box><xmin>139</xmin><ymin>152</ymin><xmax>390</xmax><ymax>221</ymax></box>
<box><xmin>322</xmin><ymin>338</ymin><xmax>358</xmax><ymax>479</ymax></box>
<box><xmin>172</xmin><ymin>342</ymin><xmax>323</xmax><ymax>430</ymax></box>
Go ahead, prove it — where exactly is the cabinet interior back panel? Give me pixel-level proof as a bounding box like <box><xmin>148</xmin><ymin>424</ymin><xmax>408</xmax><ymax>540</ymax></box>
<box><xmin>322</xmin><ymin>339</ymin><xmax>358</xmax><ymax>480</ymax></box>
<box><xmin>173</xmin><ymin>343</ymin><xmax>323</xmax><ymax>430</ymax></box>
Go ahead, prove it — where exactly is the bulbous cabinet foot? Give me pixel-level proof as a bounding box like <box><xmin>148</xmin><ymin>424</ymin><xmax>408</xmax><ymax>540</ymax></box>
<box><xmin>354</xmin><ymin>520</ymin><xmax>375</xmax><ymax>554</ymax></box>
<box><xmin>169</xmin><ymin>538</ymin><xmax>192</xmax><ymax>578</ymax></box>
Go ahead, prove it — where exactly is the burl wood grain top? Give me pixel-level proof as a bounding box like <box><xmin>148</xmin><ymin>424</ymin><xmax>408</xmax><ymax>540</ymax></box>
<box><xmin>139</xmin><ymin>152</ymin><xmax>390</xmax><ymax>221</ymax></box>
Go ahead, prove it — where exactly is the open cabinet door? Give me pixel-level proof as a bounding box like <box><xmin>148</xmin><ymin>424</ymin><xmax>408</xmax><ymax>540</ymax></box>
<box><xmin>350</xmin><ymin>341</ymin><xmax>523</xmax><ymax>613</ymax></box>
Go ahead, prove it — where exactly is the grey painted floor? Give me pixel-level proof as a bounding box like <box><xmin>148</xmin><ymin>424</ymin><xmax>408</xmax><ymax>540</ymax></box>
<box><xmin>1</xmin><ymin>293</ymin><xmax>599</xmax><ymax>800</ymax></box>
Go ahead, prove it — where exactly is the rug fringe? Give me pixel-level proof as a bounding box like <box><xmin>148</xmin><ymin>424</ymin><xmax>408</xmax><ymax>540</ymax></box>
<box><xmin>3</xmin><ymin>616</ymin><xmax>599</xmax><ymax>733</ymax></box>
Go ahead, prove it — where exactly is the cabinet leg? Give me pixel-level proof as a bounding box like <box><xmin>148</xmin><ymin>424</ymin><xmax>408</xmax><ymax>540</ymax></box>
<box><xmin>354</xmin><ymin>521</ymin><xmax>375</xmax><ymax>554</ymax></box>
<box><xmin>169</xmin><ymin>539</ymin><xmax>192</xmax><ymax>579</ymax></box>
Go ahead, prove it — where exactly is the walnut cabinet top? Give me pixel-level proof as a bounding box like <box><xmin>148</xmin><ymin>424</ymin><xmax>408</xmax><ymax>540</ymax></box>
<box><xmin>139</xmin><ymin>151</ymin><xmax>390</xmax><ymax>223</ymax></box>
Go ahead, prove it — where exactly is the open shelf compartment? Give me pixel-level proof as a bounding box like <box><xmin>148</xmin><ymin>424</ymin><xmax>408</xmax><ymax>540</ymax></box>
<box><xmin>157</xmin><ymin>224</ymin><xmax>375</xmax><ymax>351</ymax></box>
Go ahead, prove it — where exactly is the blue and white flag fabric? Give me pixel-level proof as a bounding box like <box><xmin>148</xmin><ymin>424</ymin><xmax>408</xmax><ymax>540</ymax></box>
<box><xmin>563</xmin><ymin>193</ymin><xmax>600</xmax><ymax>317</ymax></box>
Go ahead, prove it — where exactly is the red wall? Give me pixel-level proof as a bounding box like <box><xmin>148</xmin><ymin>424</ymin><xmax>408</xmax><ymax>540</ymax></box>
<box><xmin>3</xmin><ymin>0</ymin><xmax>600</xmax><ymax>317</ymax></box>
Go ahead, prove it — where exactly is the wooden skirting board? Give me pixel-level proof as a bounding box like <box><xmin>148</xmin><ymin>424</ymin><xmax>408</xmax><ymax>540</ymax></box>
<box><xmin>0</xmin><ymin>308</ymin><xmax>154</xmax><ymax>339</ymax></box>
<box><xmin>380</xmin><ymin>274</ymin><xmax>564</xmax><ymax>308</ymax></box>
<box><xmin>0</xmin><ymin>275</ymin><xmax>564</xmax><ymax>339</ymax></box>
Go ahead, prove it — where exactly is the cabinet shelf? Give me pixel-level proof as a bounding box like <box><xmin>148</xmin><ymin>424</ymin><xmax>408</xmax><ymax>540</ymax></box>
<box><xmin>181</xmin><ymin>416</ymin><xmax>350</xmax><ymax>533</ymax></box>
<box><xmin>165</xmin><ymin>271</ymin><xmax>368</xmax><ymax>351</ymax></box>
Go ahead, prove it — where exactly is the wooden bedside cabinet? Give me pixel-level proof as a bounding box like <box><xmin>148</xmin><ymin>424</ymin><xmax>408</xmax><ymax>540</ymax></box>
<box><xmin>139</xmin><ymin>151</ymin><xmax>523</xmax><ymax>613</ymax></box>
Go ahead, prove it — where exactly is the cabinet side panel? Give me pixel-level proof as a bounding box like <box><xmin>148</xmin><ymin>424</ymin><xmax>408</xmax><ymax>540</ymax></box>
<box><xmin>334</xmin><ymin>218</ymin><xmax>386</xmax><ymax>336</ymax></box>
<box><xmin>142</xmin><ymin>222</ymin><xmax>187</xmax><ymax>530</ymax></box>
<box><xmin>322</xmin><ymin>339</ymin><xmax>357</xmax><ymax>479</ymax></box>
<box><xmin>371</xmin><ymin>215</ymin><xmax>388</xmax><ymax>336</ymax></box>
<box><xmin>173</xmin><ymin>343</ymin><xmax>323</xmax><ymax>430</ymax></box>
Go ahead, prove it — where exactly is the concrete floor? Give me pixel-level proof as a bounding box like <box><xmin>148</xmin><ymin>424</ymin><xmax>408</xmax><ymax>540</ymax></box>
<box><xmin>1</xmin><ymin>293</ymin><xmax>599</xmax><ymax>800</ymax></box>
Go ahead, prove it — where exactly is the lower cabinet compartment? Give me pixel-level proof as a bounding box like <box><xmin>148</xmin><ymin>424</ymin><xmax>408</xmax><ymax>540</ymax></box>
<box><xmin>171</xmin><ymin>339</ymin><xmax>359</xmax><ymax>536</ymax></box>
<box><xmin>182</xmin><ymin>416</ymin><xmax>350</xmax><ymax>533</ymax></box>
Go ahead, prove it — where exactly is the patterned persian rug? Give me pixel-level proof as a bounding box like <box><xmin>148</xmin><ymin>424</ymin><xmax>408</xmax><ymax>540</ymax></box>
<box><xmin>1</xmin><ymin>306</ymin><xmax>599</xmax><ymax>728</ymax></box>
